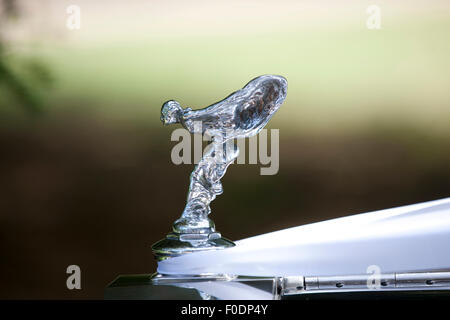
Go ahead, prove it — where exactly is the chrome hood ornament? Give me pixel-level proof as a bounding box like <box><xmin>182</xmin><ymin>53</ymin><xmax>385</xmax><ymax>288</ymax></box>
<box><xmin>152</xmin><ymin>75</ymin><xmax>288</xmax><ymax>260</ymax></box>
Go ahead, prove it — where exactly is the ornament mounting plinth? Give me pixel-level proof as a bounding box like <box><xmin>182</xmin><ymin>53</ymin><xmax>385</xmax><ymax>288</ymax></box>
<box><xmin>152</xmin><ymin>232</ymin><xmax>235</xmax><ymax>261</ymax></box>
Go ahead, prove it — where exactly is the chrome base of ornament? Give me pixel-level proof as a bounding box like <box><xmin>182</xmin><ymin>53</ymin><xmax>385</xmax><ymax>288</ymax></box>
<box><xmin>152</xmin><ymin>231</ymin><xmax>235</xmax><ymax>261</ymax></box>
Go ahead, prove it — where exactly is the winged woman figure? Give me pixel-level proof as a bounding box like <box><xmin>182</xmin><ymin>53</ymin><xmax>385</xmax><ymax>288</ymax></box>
<box><xmin>160</xmin><ymin>75</ymin><xmax>288</xmax><ymax>236</ymax></box>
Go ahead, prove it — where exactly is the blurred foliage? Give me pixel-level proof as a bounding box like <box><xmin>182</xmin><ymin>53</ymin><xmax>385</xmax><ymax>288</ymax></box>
<box><xmin>0</xmin><ymin>0</ymin><xmax>52</xmax><ymax>114</ymax></box>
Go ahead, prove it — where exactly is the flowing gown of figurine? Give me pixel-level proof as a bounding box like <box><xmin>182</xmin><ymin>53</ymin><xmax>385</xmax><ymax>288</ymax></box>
<box><xmin>160</xmin><ymin>75</ymin><xmax>287</xmax><ymax>236</ymax></box>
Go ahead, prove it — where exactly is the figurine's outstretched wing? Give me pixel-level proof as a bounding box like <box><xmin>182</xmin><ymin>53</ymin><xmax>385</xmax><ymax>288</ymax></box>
<box><xmin>182</xmin><ymin>75</ymin><xmax>287</xmax><ymax>139</ymax></box>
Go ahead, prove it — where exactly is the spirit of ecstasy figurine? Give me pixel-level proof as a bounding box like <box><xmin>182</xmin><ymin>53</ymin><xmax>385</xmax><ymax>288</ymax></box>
<box><xmin>152</xmin><ymin>75</ymin><xmax>288</xmax><ymax>260</ymax></box>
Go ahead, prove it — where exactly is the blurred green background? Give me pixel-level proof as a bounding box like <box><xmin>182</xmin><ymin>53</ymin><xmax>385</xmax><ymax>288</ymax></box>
<box><xmin>0</xmin><ymin>0</ymin><xmax>449</xmax><ymax>298</ymax></box>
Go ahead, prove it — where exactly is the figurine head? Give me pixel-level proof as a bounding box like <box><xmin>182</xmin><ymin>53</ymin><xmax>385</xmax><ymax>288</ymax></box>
<box><xmin>161</xmin><ymin>100</ymin><xmax>183</xmax><ymax>125</ymax></box>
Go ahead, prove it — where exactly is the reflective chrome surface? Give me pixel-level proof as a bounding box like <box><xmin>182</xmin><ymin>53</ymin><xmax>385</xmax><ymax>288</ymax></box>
<box><xmin>283</xmin><ymin>270</ymin><xmax>450</xmax><ymax>296</ymax></box>
<box><xmin>105</xmin><ymin>270</ymin><xmax>450</xmax><ymax>300</ymax></box>
<box><xmin>153</xmin><ymin>75</ymin><xmax>288</xmax><ymax>260</ymax></box>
